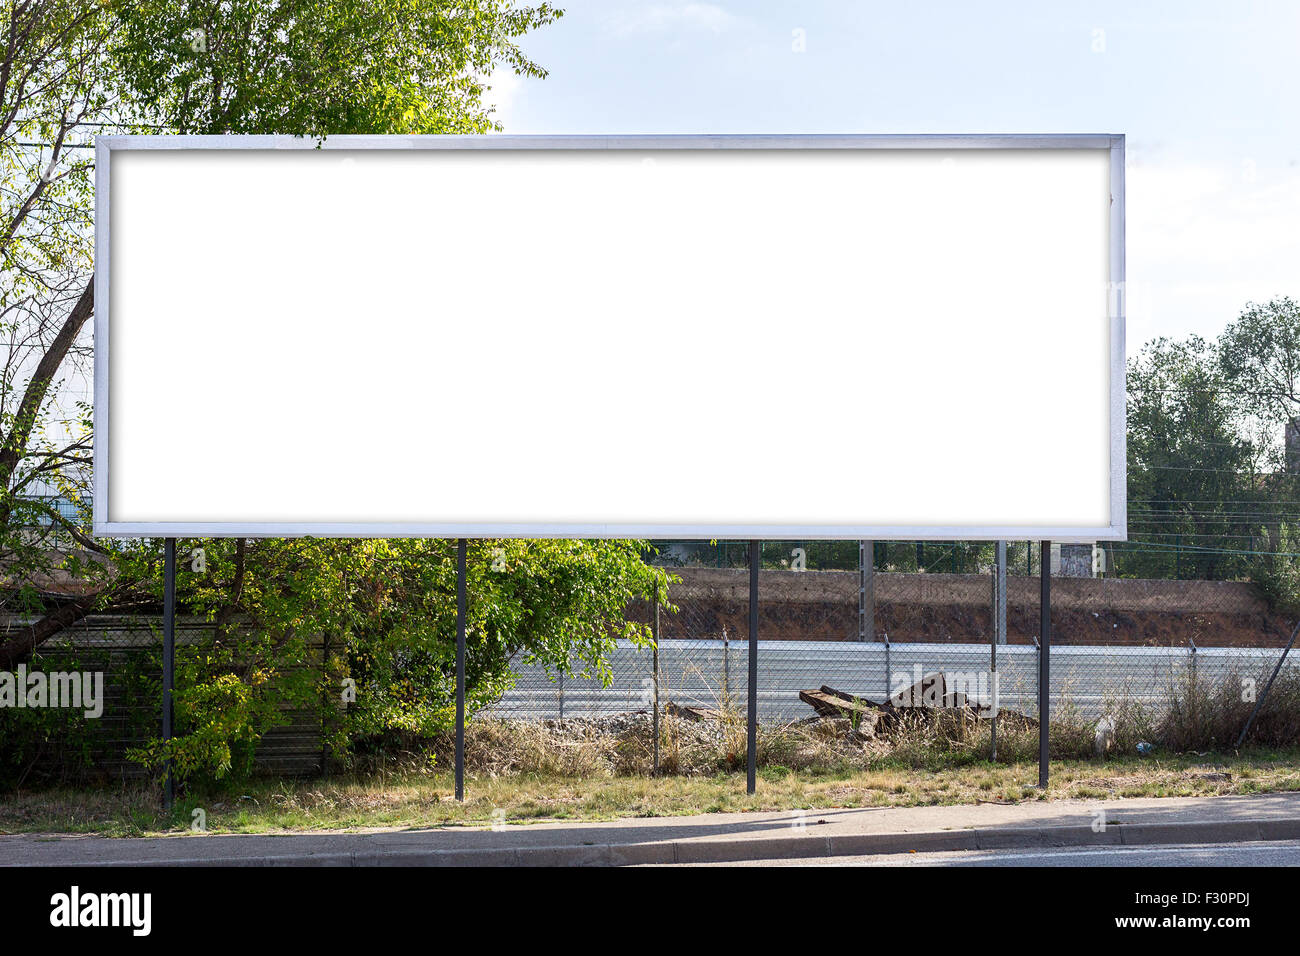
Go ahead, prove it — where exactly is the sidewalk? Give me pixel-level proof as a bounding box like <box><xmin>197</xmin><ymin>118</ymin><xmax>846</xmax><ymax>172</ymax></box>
<box><xmin>4</xmin><ymin>791</ymin><xmax>1300</xmax><ymax>866</ymax></box>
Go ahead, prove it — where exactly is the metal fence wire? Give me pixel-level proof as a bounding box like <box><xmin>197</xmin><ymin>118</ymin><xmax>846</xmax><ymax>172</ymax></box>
<box><xmin>12</xmin><ymin>614</ymin><xmax>328</xmax><ymax>784</ymax></box>
<box><xmin>489</xmin><ymin>540</ymin><xmax>1300</xmax><ymax>758</ymax></box>
<box><xmin>12</xmin><ymin>539</ymin><xmax>1300</xmax><ymax>783</ymax></box>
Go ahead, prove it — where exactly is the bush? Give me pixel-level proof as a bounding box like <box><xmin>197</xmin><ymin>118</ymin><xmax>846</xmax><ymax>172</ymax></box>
<box><xmin>1160</xmin><ymin>666</ymin><xmax>1300</xmax><ymax>751</ymax></box>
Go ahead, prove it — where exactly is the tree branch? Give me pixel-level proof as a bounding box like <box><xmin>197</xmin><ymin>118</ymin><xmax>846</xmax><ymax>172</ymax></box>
<box><xmin>0</xmin><ymin>275</ymin><xmax>92</xmax><ymax>512</ymax></box>
<box><xmin>0</xmin><ymin>588</ymin><xmax>100</xmax><ymax>668</ymax></box>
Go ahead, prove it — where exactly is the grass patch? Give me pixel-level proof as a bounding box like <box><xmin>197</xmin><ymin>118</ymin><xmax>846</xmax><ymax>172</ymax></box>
<box><xmin>6</xmin><ymin>669</ymin><xmax>1300</xmax><ymax>838</ymax></box>
<box><xmin>3</xmin><ymin>747</ymin><xmax>1298</xmax><ymax>837</ymax></box>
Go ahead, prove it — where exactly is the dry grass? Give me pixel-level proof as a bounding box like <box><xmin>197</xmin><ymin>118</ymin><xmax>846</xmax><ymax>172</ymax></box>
<box><xmin>2</xmin><ymin>709</ymin><xmax>1298</xmax><ymax>836</ymax></box>
<box><xmin>413</xmin><ymin>711</ymin><xmax>888</xmax><ymax>779</ymax></box>
<box><xmin>1159</xmin><ymin>666</ymin><xmax>1300</xmax><ymax>751</ymax></box>
<box><xmin>4</xmin><ymin>669</ymin><xmax>1298</xmax><ymax>836</ymax></box>
<box><xmin>2</xmin><ymin>749</ymin><xmax>1297</xmax><ymax>837</ymax></box>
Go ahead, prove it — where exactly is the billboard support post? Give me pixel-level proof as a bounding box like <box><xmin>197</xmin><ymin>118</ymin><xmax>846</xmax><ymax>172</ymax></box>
<box><xmin>652</xmin><ymin>588</ymin><xmax>660</xmax><ymax>777</ymax></box>
<box><xmin>455</xmin><ymin>538</ymin><xmax>466</xmax><ymax>802</ymax></box>
<box><xmin>747</xmin><ymin>540</ymin><xmax>759</xmax><ymax>796</ymax></box>
<box><xmin>162</xmin><ymin>536</ymin><xmax>175</xmax><ymax>812</ymax></box>
<box><xmin>1039</xmin><ymin>540</ymin><xmax>1051</xmax><ymax>788</ymax></box>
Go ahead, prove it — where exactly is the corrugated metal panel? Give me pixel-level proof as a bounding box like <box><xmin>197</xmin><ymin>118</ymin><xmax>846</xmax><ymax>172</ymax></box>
<box><xmin>486</xmin><ymin>639</ymin><xmax>1297</xmax><ymax>722</ymax></box>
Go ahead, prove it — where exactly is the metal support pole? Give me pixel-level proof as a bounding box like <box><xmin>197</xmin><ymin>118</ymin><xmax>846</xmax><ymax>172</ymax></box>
<box><xmin>858</xmin><ymin>540</ymin><xmax>874</xmax><ymax>642</ymax></box>
<box><xmin>162</xmin><ymin>537</ymin><xmax>176</xmax><ymax>812</ymax></box>
<box><xmin>1032</xmin><ymin>633</ymin><xmax>1040</xmax><ymax>716</ymax></box>
<box><xmin>883</xmin><ymin>632</ymin><xmax>892</xmax><ymax>701</ymax></box>
<box><xmin>1038</xmin><ymin>539</ymin><xmax>1051</xmax><ymax>788</ymax></box>
<box><xmin>992</xmin><ymin>540</ymin><xmax>1006</xmax><ymax>761</ymax></box>
<box><xmin>652</xmin><ymin>589</ymin><xmax>660</xmax><ymax>776</ymax></box>
<box><xmin>320</xmin><ymin>631</ymin><xmax>330</xmax><ymax>776</ymax></box>
<box><xmin>722</xmin><ymin>626</ymin><xmax>729</xmax><ymax>700</ymax></box>
<box><xmin>989</xmin><ymin>635</ymin><xmax>997</xmax><ymax>763</ymax></box>
<box><xmin>455</xmin><ymin>538</ymin><xmax>466</xmax><ymax>802</ymax></box>
<box><xmin>995</xmin><ymin>541</ymin><xmax>1007</xmax><ymax>646</ymax></box>
<box><xmin>747</xmin><ymin>539</ymin><xmax>759</xmax><ymax>795</ymax></box>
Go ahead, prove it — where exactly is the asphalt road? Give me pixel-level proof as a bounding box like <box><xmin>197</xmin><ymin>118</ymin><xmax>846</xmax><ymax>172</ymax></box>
<box><xmin>658</xmin><ymin>840</ymin><xmax>1300</xmax><ymax>867</ymax></box>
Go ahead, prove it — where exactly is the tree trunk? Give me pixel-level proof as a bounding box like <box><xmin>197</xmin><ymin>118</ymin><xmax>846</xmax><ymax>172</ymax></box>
<box><xmin>0</xmin><ymin>277</ymin><xmax>94</xmax><ymax>523</ymax></box>
<box><xmin>0</xmin><ymin>591</ymin><xmax>101</xmax><ymax>668</ymax></box>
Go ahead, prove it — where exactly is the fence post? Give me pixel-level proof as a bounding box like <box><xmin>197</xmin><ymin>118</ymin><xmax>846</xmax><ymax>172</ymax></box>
<box><xmin>1032</xmin><ymin>634</ymin><xmax>1040</xmax><ymax>718</ymax></box>
<box><xmin>995</xmin><ymin>541</ymin><xmax>1007</xmax><ymax>646</ymax></box>
<box><xmin>991</xmin><ymin>540</ymin><xmax>1006</xmax><ymax>761</ymax></box>
<box><xmin>859</xmin><ymin>540</ymin><xmax>874</xmax><ymax>642</ymax></box>
<box><xmin>883</xmin><ymin>632</ymin><xmax>892</xmax><ymax>701</ymax></box>
<box><xmin>722</xmin><ymin>626</ymin><xmax>730</xmax><ymax>701</ymax></box>
<box><xmin>320</xmin><ymin>631</ymin><xmax>330</xmax><ymax>777</ymax></box>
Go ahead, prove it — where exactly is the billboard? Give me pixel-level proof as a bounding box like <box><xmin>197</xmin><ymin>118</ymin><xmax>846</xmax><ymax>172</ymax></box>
<box><xmin>94</xmin><ymin>134</ymin><xmax>1125</xmax><ymax>540</ymax></box>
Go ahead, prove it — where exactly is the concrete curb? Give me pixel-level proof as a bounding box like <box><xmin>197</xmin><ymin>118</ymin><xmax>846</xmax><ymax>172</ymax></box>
<box><xmin>78</xmin><ymin>815</ymin><xmax>1300</xmax><ymax>867</ymax></box>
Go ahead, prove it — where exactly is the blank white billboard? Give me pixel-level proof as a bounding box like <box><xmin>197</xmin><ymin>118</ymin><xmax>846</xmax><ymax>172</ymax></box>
<box><xmin>94</xmin><ymin>134</ymin><xmax>1125</xmax><ymax>540</ymax></box>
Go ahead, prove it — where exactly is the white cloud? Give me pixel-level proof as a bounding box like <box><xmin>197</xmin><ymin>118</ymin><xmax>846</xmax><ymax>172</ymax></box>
<box><xmin>1126</xmin><ymin>160</ymin><xmax>1300</xmax><ymax>344</ymax></box>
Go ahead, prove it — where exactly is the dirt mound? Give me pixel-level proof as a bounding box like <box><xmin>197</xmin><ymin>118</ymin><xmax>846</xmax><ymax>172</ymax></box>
<box><xmin>639</xmin><ymin>571</ymin><xmax>1290</xmax><ymax>648</ymax></box>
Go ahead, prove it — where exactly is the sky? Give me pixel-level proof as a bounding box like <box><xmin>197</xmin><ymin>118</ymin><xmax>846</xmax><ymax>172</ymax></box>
<box><xmin>485</xmin><ymin>0</ymin><xmax>1300</xmax><ymax>349</ymax></box>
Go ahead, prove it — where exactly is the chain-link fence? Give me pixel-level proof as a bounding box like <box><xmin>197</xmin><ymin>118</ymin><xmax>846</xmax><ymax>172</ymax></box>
<box><xmin>8</xmin><ymin>539</ymin><xmax>1298</xmax><ymax>786</ymax></box>
<box><xmin>489</xmin><ymin>540</ymin><xmax>1300</xmax><ymax>762</ymax></box>
<box><xmin>4</xmin><ymin>613</ymin><xmax>329</xmax><ymax>785</ymax></box>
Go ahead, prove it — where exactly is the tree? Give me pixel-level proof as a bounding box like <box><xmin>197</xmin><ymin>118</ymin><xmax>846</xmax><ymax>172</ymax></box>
<box><xmin>337</xmin><ymin>539</ymin><xmax>662</xmax><ymax>763</ymax></box>
<box><xmin>0</xmin><ymin>2</ymin><xmax>675</xmax><ymax>786</ymax></box>
<box><xmin>0</xmin><ymin>0</ymin><xmax>565</xmax><ymax>667</ymax></box>
<box><xmin>1216</xmin><ymin>298</ymin><xmax>1300</xmax><ymax>605</ymax></box>
<box><xmin>0</xmin><ymin>1</ymin><xmax>122</xmax><ymax>658</ymax></box>
<box><xmin>1124</xmin><ymin>335</ymin><xmax>1267</xmax><ymax>580</ymax></box>
<box><xmin>118</xmin><ymin>537</ymin><xmax>665</xmax><ymax>782</ymax></box>
<box><xmin>110</xmin><ymin>0</ymin><xmax>561</xmax><ymax>137</ymax></box>
<box><xmin>1218</xmin><ymin>297</ymin><xmax>1300</xmax><ymax>433</ymax></box>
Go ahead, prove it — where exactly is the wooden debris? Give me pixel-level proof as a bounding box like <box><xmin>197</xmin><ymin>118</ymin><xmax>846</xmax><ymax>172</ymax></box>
<box><xmin>889</xmin><ymin>672</ymin><xmax>977</xmax><ymax>712</ymax></box>
<box><xmin>664</xmin><ymin>701</ymin><xmax>723</xmax><ymax>722</ymax></box>
<box><xmin>799</xmin><ymin>685</ymin><xmax>880</xmax><ymax>719</ymax></box>
<box><xmin>799</xmin><ymin>679</ymin><xmax>1030</xmax><ymax>727</ymax></box>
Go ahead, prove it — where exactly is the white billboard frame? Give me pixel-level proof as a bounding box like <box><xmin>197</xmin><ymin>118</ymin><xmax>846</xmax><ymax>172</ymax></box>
<box><xmin>93</xmin><ymin>133</ymin><xmax>1126</xmax><ymax>541</ymax></box>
